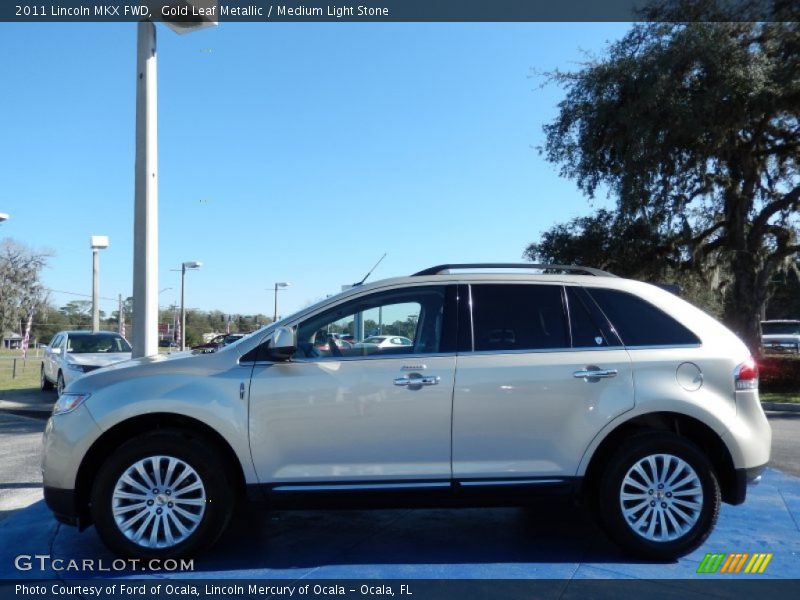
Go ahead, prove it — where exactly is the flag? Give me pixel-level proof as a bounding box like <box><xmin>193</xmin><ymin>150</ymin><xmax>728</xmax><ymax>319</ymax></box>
<box><xmin>225</xmin><ymin>316</ymin><xmax>231</xmax><ymax>335</ymax></box>
<box><xmin>174</xmin><ymin>315</ymin><xmax>182</xmax><ymax>347</ymax></box>
<box><xmin>21</xmin><ymin>309</ymin><xmax>33</xmax><ymax>360</ymax></box>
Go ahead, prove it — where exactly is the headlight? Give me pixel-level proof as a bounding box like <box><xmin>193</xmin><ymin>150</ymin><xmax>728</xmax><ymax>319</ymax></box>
<box><xmin>53</xmin><ymin>393</ymin><xmax>91</xmax><ymax>416</ymax></box>
<box><xmin>66</xmin><ymin>363</ymin><xmax>88</xmax><ymax>372</ymax></box>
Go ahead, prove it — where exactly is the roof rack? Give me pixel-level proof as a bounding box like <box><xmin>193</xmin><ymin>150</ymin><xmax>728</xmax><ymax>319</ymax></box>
<box><xmin>412</xmin><ymin>263</ymin><xmax>617</xmax><ymax>277</ymax></box>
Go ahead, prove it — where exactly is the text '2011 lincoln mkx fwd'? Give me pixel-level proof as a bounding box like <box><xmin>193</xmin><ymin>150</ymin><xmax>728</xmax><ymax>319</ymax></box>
<box><xmin>42</xmin><ymin>264</ymin><xmax>771</xmax><ymax>560</ymax></box>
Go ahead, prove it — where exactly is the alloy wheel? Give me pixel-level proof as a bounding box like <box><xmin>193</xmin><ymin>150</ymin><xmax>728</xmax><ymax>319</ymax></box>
<box><xmin>111</xmin><ymin>455</ymin><xmax>206</xmax><ymax>549</ymax></box>
<box><xmin>619</xmin><ymin>453</ymin><xmax>704</xmax><ymax>542</ymax></box>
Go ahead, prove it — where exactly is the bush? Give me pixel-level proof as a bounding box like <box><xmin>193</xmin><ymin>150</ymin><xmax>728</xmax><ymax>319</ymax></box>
<box><xmin>758</xmin><ymin>356</ymin><xmax>800</xmax><ymax>393</ymax></box>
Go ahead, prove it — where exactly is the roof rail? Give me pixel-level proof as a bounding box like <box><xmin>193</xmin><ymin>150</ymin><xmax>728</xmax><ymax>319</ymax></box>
<box><xmin>411</xmin><ymin>263</ymin><xmax>617</xmax><ymax>277</ymax></box>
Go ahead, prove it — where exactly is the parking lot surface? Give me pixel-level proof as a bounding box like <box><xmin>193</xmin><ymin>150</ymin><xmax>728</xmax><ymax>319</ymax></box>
<box><xmin>0</xmin><ymin>468</ymin><xmax>798</xmax><ymax>582</ymax></box>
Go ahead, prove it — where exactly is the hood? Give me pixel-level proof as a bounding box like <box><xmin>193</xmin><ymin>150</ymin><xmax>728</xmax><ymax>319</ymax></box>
<box><xmin>66</xmin><ymin>349</ymin><xmax>222</xmax><ymax>394</ymax></box>
<box><xmin>67</xmin><ymin>352</ymin><xmax>132</xmax><ymax>368</ymax></box>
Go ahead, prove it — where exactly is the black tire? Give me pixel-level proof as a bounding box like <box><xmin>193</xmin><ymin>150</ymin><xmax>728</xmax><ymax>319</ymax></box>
<box><xmin>90</xmin><ymin>430</ymin><xmax>234</xmax><ymax>559</ymax></box>
<box><xmin>597</xmin><ymin>431</ymin><xmax>720</xmax><ymax>560</ymax></box>
<box><xmin>56</xmin><ymin>371</ymin><xmax>65</xmax><ymax>396</ymax></box>
<box><xmin>40</xmin><ymin>365</ymin><xmax>54</xmax><ymax>391</ymax></box>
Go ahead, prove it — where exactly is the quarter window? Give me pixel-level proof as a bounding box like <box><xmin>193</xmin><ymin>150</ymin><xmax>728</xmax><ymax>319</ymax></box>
<box><xmin>470</xmin><ymin>284</ymin><xmax>569</xmax><ymax>351</ymax></box>
<box><xmin>586</xmin><ymin>288</ymin><xmax>701</xmax><ymax>347</ymax></box>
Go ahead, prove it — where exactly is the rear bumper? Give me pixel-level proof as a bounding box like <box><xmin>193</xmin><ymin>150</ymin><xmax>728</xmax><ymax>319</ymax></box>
<box><xmin>729</xmin><ymin>464</ymin><xmax>767</xmax><ymax>506</ymax></box>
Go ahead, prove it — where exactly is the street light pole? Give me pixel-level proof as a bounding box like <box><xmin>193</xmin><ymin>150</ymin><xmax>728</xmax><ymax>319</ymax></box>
<box><xmin>179</xmin><ymin>261</ymin><xmax>202</xmax><ymax>351</ymax></box>
<box><xmin>273</xmin><ymin>282</ymin><xmax>290</xmax><ymax>322</ymax></box>
<box><xmin>130</xmin><ymin>7</ymin><xmax>216</xmax><ymax>357</ymax></box>
<box><xmin>132</xmin><ymin>21</ymin><xmax>159</xmax><ymax>358</ymax></box>
<box><xmin>90</xmin><ymin>236</ymin><xmax>109</xmax><ymax>333</ymax></box>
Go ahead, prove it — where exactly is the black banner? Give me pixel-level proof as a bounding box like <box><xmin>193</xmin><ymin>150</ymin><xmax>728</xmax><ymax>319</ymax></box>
<box><xmin>1</xmin><ymin>0</ymin><xmax>796</xmax><ymax>23</ymax></box>
<box><xmin>2</xmin><ymin>580</ymin><xmax>800</xmax><ymax>600</ymax></box>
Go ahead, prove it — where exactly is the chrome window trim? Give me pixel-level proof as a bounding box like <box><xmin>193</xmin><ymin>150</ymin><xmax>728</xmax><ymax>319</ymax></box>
<box><xmin>623</xmin><ymin>344</ymin><xmax>702</xmax><ymax>350</ymax></box>
<box><xmin>243</xmin><ymin>351</ymin><xmax>459</xmax><ymax>367</ymax></box>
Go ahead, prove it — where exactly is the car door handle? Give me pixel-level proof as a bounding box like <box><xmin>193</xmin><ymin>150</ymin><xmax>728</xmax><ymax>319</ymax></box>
<box><xmin>393</xmin><ymin>375</ymin><xmax>440</xmax><ymax>386</ymax></box>
<box><xmin>573</xmin><ymin>368</ymin><xmax>618</xmax><ymax>379</ymax></box>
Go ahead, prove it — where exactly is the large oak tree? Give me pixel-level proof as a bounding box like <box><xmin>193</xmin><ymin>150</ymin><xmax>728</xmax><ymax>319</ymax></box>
<box><xmin>535</xmin><ymin>11</ymin><xmax>799</xmax><ymax>353</ymax></box>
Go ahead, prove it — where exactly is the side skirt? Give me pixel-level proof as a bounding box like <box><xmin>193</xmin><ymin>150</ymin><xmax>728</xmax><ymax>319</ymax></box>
<box><xmin>246</xmin><ymin>477</ymin><xmax>581</xmax><ymax>510</ymax></box>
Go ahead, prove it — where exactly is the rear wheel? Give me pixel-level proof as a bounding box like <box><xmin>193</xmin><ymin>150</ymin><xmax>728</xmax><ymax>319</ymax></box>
<box><xmin>597</xmin><ymin>432</ymin><xmax>720</xmax><ymax>560</ymax></box>
<box><xmin>40</xmin><ymin>365</ymin><xmax>54</xmax><ymax>391</ymax></box>
<box><xmin>91</xmin><ymin>430</ymin><xmax>234</xmax><ymax>559</ymax></box>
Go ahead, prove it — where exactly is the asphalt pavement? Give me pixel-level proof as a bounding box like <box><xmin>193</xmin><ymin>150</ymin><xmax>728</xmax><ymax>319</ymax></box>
<box><xmin>0</xmin><ymin>411</ymin><xmax>798</xmax><ymax>582</ymax></box>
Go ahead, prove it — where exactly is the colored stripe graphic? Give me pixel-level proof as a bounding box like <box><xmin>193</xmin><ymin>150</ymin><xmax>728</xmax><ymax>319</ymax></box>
<box><xmin>698</xmin><ymin>552</ymin><xmax>772</xmax><ymax>574</ymax></box>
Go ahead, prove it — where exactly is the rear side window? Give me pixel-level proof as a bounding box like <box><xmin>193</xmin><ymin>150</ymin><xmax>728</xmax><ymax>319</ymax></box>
<box><xmin>566</xmin><ymin>287</ymin><xmax>617</xmax><ymax>348</ymax></box>
<box><xmin>470</xmin><ymin>284</ymin><xmax>569</xmax><ymax>351</ymax></box>
<box><xmin>586</xmin><ymin>288</ymin><xmax>701</xmax><ymax>347</ymax></box>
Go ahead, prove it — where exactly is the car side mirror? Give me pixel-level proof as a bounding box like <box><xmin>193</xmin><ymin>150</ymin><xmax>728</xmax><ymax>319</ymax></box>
<box><xmin>51</xmin><ymin>347</ymin><xmax>61</xmax><ymax>355</ymax></box>
<box><xmin>268</xmin><ymin>327</ymin><xmax>297</xmax><ymax>361</ymax></box>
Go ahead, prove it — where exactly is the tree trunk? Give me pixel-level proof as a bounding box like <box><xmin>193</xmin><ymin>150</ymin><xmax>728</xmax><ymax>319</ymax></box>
<box><xmin>723</xmin><ymin>256</ymin><xmax>767</xmax><ymax>357</ymax></box>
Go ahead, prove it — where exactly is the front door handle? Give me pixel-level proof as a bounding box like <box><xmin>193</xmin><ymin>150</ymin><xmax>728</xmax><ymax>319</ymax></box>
<box><xmin>573</xmin><ymin>367</ymin><xmax>618</xmax><ymax>380</ymax></box>
<box><xmin>394</xmin><ymin>375</ymin><xmax>440</xmax><ymax>386</ymax></box>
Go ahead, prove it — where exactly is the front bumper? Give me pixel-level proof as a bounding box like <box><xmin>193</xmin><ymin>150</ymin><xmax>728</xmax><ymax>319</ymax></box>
<box><xmin>729</xmin><ymin>464</ymin><xmax>768</xmax><ymax>505</ymax></box>
<box><xmin>43</xmin><ymin>486</ymin><xmax>81</xmax><ymax>527</ymax></box>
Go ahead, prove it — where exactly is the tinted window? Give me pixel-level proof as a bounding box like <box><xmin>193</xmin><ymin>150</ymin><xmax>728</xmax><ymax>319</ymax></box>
<box><xmin>471</xmin><ymin>284</ymin><xmax>568</xmax><ymax>351</ymax></box>
<box><xmin>566</xmin><ymin>287</ymin><xmax>613</xmax><ymax>348</ymax></box>
<box><xmin>294</xmin><ymin>286</ymin><xmax>449</xmax><ymax>359</ymax></box>
<box><xmin>66</xmin><ymin>334</ymin><xmax>132</xmax><ymax>353</ymax></box>
<box><xmin>586</xmin><ymin>288</ymin><xmax>700</xmax><ymax>347</ymax></box>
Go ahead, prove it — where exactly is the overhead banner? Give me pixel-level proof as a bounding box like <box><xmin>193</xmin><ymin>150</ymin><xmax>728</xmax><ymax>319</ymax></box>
<box><xmin>2</xmin><ymin>0</ymin><xmax>794</xmax><ymax>23</ymax></box>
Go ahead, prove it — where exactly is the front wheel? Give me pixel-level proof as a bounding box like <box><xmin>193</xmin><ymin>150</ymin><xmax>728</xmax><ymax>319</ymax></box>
<box><xmin>91</xmin><ymin>431</ymin><xmax>234</xmax><ymax>559</ymax></box>
<box><xmin>597</xmin><ymin>432</ymin><xmax>720</xmax><ymax>560</ymax></box>
<box><xmin>40</xmin><ymin>365</ymin><xmax>54</xmax><ymax>391</ymax></box>
<box><xmin>56</xmin><ymin>371</ymin><xmax>65</xmax><ymax>396</ymax></box>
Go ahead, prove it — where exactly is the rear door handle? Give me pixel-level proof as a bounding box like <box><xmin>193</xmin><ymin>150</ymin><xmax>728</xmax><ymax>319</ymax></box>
<box><xmin>573</xmin><ymin>368</ymin><xmax>618</xmax><ymax>379</ymax></box>
<box><xmin>394</xmin><ymin>375</ymin><xmax>440</xmax><ymax>386</ymax></box>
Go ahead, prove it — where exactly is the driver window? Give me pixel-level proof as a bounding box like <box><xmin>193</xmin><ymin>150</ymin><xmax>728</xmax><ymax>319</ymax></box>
<box><xmin>294</xmin><ymin>287</ymin><xmax>446</xmax><ymax>360</ymax></box>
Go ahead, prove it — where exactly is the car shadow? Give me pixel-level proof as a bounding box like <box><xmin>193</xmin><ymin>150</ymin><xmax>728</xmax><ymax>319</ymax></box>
<box><xmin>198</xmin><ymin>499</ymin><xmax>655</xmax><ymax>571</ymax></box>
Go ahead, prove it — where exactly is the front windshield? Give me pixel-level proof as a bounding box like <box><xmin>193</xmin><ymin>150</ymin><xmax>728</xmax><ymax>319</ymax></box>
<box><xmin>68</xmin><ymin>334</ymin><xmax>131</xmax><ymax>353</ymax></box>
<box><xmin>762</xmin><ymin>323</ymin><xmax>800</xmax><ymax>335</ymax></box>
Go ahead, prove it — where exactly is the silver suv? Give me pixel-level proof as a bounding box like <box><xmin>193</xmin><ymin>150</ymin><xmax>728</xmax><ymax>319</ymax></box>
<box><xmin>42</xmin><ymin>264</ymin><xmax>771</xmax><ymax>560</ymax></box>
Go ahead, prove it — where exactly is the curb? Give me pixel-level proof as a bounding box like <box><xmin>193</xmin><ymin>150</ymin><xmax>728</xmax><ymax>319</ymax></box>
<box><xmin>761</xmin><ymin>402</ymin><xmax>800</xmax><ymax>413</ymax></box>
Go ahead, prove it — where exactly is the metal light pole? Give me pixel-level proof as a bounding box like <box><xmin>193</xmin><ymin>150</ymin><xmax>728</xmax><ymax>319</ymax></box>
<box><xmin>90</xmin><ymin>236</ymin><xmax>109</xmax><ymax>332</ymax></box>
<box><xmin>132</xmin><ymin>21</ymin><xmax>159</xmax><ymax>358</ymax></box>
<box><xmin>180</xmin><ymin>261</ymin><xmax>202</xmax><ymax>351</ymax></box>
<box><xmin>131</xmin><ymin>6</ymin><xmax>217</xmax><ymax>359</ymax></box>
<box><xmin>273</xmin><ymin>282</ymin><xmax>290</xmax><ymax>322</ymax></box>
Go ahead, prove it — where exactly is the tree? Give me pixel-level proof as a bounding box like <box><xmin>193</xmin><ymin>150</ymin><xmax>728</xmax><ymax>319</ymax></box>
<box><xmin>538</xmin><ymin>9</ymin><xmax>800</xmax><ymax>352</ymax></box>
<box><xmin>59</xmin><ymin>300</ymin><xmax>93</xmax><ymax>330</ymax></box>
<box><xmin>0</xmin><ymin>239</ymin><xmax>50</xmax><ymax>345</ymax></box>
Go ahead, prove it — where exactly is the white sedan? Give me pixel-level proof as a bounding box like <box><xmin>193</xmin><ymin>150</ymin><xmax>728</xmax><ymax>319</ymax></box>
<box><xmin>354</xmin><ymin>335</ymin><xmax>413</xmax><ymax>349</ymax></box>
<box><xmin>41</xmin><ymin>331</ymin><xmax>132</xmax><ymax>396</ymax></box>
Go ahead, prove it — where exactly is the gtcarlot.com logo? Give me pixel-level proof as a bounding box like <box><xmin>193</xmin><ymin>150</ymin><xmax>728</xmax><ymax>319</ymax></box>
<box><xmin>697</xmin><ymin>552</ymin><xmax>773</xmax><ymax>574</ymax></box>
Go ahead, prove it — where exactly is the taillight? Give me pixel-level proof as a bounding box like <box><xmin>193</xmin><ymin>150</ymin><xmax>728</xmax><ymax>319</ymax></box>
<box><xmin>734</xmin><ymin>358</ymin><xmax>759</xmax><ymax>390</ymax></box>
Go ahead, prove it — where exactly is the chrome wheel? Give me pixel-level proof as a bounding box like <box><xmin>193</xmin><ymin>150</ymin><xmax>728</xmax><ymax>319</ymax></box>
<box><xmin>619</xmin><ymin>453</ymin><xmax>703</xmax><ymax>542</ymax></box>
<box><xmin>111</xmin><ymin>456</ymin><xmax>206</xmax><ymax>549</ymax></box>
<box><xmin>56</xmin><ymin>373</ymin><xmax>65</xmax><ymax>396</ymax></box>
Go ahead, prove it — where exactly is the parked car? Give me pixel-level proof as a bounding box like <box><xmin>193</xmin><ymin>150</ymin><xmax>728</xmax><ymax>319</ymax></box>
<box><xmin>40</xmin><ymin>331</ymin><xmax>132</xmax><ymax>396</ymax></box>
<box><xmin>353</xmin><ymin>335</ymin><xmax>413</xmax><ymax>349</ymax></box>
<box><xmin>761</xmin><ymin>320</ymin><xmax>800</xmax><ymax>354</ymax></box>
<box><xmin>191</xmin><ymin>333</ymin><xmax>246</xmax><ymax>353</ymax></box>
<box><xmin>42</xmin><ymin>263</ymin><xmax>770</xmax><ymax>560</ymax></box>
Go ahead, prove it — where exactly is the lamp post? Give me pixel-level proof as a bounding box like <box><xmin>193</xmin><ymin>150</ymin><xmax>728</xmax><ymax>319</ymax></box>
<box><xmin>131</xmin><ymin>4</ymin><xmax>217</xmax><ymax>359</ymax></box>
<box><xmin>90</xmin><ymin>236</ymin><xmax>109</xmax><ymax>332</ymax></box>
<box><xmin>273</xmin><ymin>282</ymin><xmax>290</xmax><ymax>322</ymax></box>
<box><xmin>180</xmin><ymin>261</ymin><xmax>202</xmax><ymax>350</ymax></box>
<box><xmin>0</xmin><ymin>213</ymin><xmax>9</xmax><ymax>223</ymax></box>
